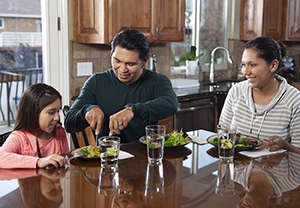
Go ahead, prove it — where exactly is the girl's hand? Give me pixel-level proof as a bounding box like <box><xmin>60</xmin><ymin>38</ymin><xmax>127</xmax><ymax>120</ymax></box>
<box><xmin>261</xmin><ymin>135</ymin><xmax>287</xmax><ymax>151</ymax></box>
<box><xmin>37</xmin><ymin>154</ymin><xmax>67</xmax><ymax>169</ymax></box>
<box><xmin>37</xmin><ymin>167</ymin><xmax>69</xmax><ymax>179</ymax></box>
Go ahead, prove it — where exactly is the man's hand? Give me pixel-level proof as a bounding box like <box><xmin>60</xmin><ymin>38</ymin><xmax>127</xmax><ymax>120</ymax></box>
<box><xmin>85</xmin><ymin>107</ymin><xmax>105</xmax><ymax>135</ymax></box>
<box><xmin>109</xmin><ymin>108</ymin><xmax>134</xmax><ymax>136</ymax></box>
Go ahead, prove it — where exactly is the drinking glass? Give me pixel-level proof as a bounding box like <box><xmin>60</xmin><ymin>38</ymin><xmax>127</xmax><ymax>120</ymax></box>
<box><xmin>145</xmin><ymin>125</ymin><xmax>166</xmax><ymax>164</ymax></box>
<box><xmin>217</xmin><ymin>125</ymin><xmax>236</xmax><ymax>160</ymax></box>
<box><xmin>99</xmin><ymin>136</ymin><xmax>120</xmax><ymax>167</ymax></box>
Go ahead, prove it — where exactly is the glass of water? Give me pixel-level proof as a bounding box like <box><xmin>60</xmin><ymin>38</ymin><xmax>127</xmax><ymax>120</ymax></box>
<box><xmin>145</xmin><ymin>125</ymin><xmax>166</xmax><ymax>164</ymax></box>
<box><xmin>99</xmin><ymin>136</ymin><xmax>120</xmax><ymax>167</ymax></box>
<box><xmin>217</xmin><ymin>124</ymin><xmax>236</xmax><ymax>160</ymax></box>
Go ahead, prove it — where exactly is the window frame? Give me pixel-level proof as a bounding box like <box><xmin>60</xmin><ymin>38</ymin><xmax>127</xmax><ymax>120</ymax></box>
<box><xmin>171</xmin><ymin>0</ymin><xmax>231</xmax><ymax>74</ymax></box>
<box><xmin>0</xmin><ymin>18</ymin><xmax>4</xmax><ymax>29</ymax></box>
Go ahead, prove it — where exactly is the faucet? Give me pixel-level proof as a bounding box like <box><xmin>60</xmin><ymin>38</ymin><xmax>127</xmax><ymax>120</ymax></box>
<box><xmin>150</xmin><ymin>54</ymin><xmax>156</xmax><ymax>72</ymax></box>
<box><xmin>210</xmin><ymin>46</ymin><xmax>233</xmax><ymax>83</ymax></box>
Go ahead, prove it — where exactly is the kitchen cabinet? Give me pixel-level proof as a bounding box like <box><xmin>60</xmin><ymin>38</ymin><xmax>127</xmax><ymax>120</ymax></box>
<box><xmin>289</xmin><ymin>82</ymin><xmax>300</xmax><ymax>90</ymax></box>
<box><xmin>240</xmin><ymin>0</ymin><xmax>300</xmax><ymax>41</ymax></box>
<box><xmin>73</xmin><ymin>0</ymin><xmax>185</xmax><ymax>44</ymax></box>
<box><xmin>240</xmin><ymin>0</ymin><xmax>284</xmax><ymax>41</ymax></box>
<box><xmin>283</xmin><ymin>0</ymin><xmax>300</xmax><ymax>40</ymax></box>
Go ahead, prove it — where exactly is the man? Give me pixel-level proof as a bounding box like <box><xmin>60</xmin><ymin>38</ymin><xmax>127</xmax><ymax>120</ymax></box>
<box><xmin>64</xmin><ymin>29</ymin><xmax>178</xmax><ymax>143</ymax></box>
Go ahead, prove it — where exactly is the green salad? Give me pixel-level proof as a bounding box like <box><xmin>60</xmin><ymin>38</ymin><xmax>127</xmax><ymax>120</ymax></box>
<box><xmin>164</xmin><ymin>129</ymin><xmax>190</xmax><ymax>147</ymax></box>
<box><xmin>235</xmin><ymin>134</ymin><xmax>259</xmax><ymax>148</ymax></box>
<box><xmin>81</xmin><ymin>145</ymin><xmax>100</xmax><ymax>158</ymax></box>
<box><xmin>209</xmin><ymin>134</ymin><xmax>259</xmax><ymax>148</ymax></box>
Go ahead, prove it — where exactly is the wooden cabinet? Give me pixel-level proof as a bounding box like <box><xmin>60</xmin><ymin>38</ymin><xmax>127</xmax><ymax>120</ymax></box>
<box><xmin>283</xmin><ymin>0</ymin><xmax>300</xmax><ymax>40</ymax></box>
<box><xmin>73</xmin><ymin>0</ymin><xmax>185</xmax><ymax>44</ymax></box>
<box><xmin>289</xmin><ymin>82</ymin><xmax>300</xmax><ymax>90</ymax></box>
<box><xmin>240</xmin><ymin>0</ymin><xmax>284</xmax><ymax>41</ymax></box>
<box><xmin>240</xmin><ymin>0</ymin><xmax>300</xmax><ymax>41</ymax></box>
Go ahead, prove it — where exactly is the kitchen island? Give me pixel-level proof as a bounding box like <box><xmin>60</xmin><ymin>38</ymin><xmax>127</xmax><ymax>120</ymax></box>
<box><xmin>0</xmin><ymin>129</ymin><xmax>299</xmax><ymax>208</ymax></box>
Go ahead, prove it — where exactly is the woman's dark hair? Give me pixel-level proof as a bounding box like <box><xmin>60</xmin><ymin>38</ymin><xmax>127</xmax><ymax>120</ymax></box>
<box><xmin>13</xmin><ymin>83</ymin><xmax>62</xmax><ymax>134</ymax></box>
<box><xmin>111</xmin><ymin>29</ymin><xmax>149</xmax><ymax>62</ymax></box>
<box><xmin>244</xmin><ymin>37</ymin><xmax>287</xmax><ymax>69</ymax></box>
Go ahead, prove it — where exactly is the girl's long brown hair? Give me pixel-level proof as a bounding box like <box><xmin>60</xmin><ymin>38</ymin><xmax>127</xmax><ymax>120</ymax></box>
<box><xmin>13</xmin><ymin>83</ymin><xmax>62</xmax><ymax>135</ymax></box>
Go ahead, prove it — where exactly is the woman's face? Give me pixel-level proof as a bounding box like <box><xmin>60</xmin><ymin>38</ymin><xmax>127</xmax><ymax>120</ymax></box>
<box><xmin>111</xmin><ymin>46</ymin><xmax>146</xmax><ymax>85</ymax></box>
<box><xmin>38</xmin><ymin>98</ymin><xmax>61</xmax><ymax>135</ymax></box>
<box><xmin>241</xmin><ymin>49</ymin><xmax>277</xmax><ymax>90</ymax></box>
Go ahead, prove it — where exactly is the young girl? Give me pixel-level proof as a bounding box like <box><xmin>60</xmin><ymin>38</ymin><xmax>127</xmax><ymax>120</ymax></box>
<box><xmin>0</xmin><ymin>83</ymin><xmax>69</xmax><ymax>169</ymax></box>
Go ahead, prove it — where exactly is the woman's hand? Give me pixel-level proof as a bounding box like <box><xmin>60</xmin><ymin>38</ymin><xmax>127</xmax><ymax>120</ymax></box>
<box><xmin>261</xmin><ymin>135</ymin><xmax>288</xmax><ymax>151</ymax></box>
<box><xmin>37</xmin><ymin>154</ymin><xmax>67</xmax><ymax>169</ymax></box>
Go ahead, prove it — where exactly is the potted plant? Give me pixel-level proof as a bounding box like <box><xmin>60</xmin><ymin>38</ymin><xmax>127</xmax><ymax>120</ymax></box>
<box><xmin>186</xmin><ymin>46</ymin><xmax>204</xmax><ymax>79</ymax></box>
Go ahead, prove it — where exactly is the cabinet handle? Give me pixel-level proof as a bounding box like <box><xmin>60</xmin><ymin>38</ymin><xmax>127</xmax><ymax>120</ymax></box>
<box><xmin>155</xmin><ymin>24</ymin><xmax>158</xmax><ymax>38</ymax></box>
<box><xmin>177</xmin><ymin>102</ymin><xmax>216</xmax><ymax>113</ymax></box>
<box><xmin>181</xmin><ymin>24</ymin><xmax>184</xmax><ymax>37</ymax></box>
<box><xmin>291</xmin><ymin>26</ymin><xmax>294</xmax><ymax>36</ymax></box>
<box><xmin>265</xmin><ymin>26</ymin><xmax>269</xmax><ymax>36</ymax></box>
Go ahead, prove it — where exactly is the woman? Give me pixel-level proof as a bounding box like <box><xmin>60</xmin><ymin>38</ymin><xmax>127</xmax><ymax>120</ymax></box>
<box><xmin>0</xmin><ymin>83</ymin><xmax>69</xmax><ymax>169</ymax></box>
<box><xmin>219</xmin><ymin>37</ymin><xmax>300</xmax><ymax>153</ymax></box>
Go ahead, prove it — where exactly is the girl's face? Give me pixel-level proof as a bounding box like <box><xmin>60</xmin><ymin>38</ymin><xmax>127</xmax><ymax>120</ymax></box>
<box><xmin>241</xmin><ymin>49</ymin><xmax>277</xmax><ymax>89</ymax></box>
<box><xmin>38</xmin><ymin>98</ymin><xmax>61</xmax><ymax>135</ymax></box>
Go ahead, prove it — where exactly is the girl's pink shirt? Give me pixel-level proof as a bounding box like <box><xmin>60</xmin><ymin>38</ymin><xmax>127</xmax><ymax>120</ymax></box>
<box><xmin>0</xmin><ymin>124</ymin><xmax>69</xmax><ymax>169</ymax></box>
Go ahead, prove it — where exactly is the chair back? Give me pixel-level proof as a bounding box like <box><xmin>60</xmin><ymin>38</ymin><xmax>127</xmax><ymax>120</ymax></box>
<box><xmin>0</xmin><ymin>131</ymin><xmax>11</xmax><ymax>147</ymax></box>
<box><xmin>62</xmin><ymin>105</ymin><xmax>96</xmax><ymax>149</ymax></box>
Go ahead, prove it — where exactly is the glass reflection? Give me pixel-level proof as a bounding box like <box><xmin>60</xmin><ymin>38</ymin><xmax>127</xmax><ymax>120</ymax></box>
<box><xmin>144</xmin><ymin>162</ymin><xmax>165</xmax><ymax>198</ymax></box>
<box><xmin>98</xmin><ymin>166</ymin><xmax>119</xmax><ymax>196</ymax></box>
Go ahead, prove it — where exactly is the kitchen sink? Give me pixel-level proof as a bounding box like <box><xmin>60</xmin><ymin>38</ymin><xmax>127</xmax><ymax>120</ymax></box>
<box><xmin>202</xmin><ymin>80</ymin><xmax>240</xmax><ymax>89</ymax></box>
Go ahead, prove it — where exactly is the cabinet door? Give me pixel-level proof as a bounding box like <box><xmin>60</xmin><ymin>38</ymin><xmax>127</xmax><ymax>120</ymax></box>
<box><xmin>285</xmin><ymin>0</ymin><xmax>300</xmax><ymax>40</ymax></box>
<box><xmin>154</xmin><ymin>0</ymin><xmax>185</xmax><ymax>42</ymax></box>
<box><xmin>262</xmin><ymin>0</ymin><xmax>283</xmax><ymax>40</ymax></box>
<box><xmin>240</xmin><ymin>0</ymin><xmax>283</xmax><ymax>41</ymax></box>
<box><xmin>240</xmin><ymin>0</ymin><xmax>264</xmax><ymax>40</ymax></box>
<box><xmin>112</xmin><ymin>0</ymin><xmax>156</xmax><ymax>43</ymax></box>
<box><xmin>73</xmin><ymin>0</ymin><xmax>111</xmax><ymax>44</ymax></box>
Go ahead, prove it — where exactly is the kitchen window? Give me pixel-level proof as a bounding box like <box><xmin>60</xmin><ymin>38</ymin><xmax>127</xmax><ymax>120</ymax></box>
<box><xmin>171</xmin><ymin>0</ymin><xmax>230</xmax><ymax>74</ymax></box>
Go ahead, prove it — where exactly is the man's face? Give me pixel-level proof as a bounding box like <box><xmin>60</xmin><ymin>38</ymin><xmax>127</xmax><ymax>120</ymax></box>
<box><xmin>111</xmin><ymin>46</ymin><xmax>146</xmax><ymax>85</ymax></box>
